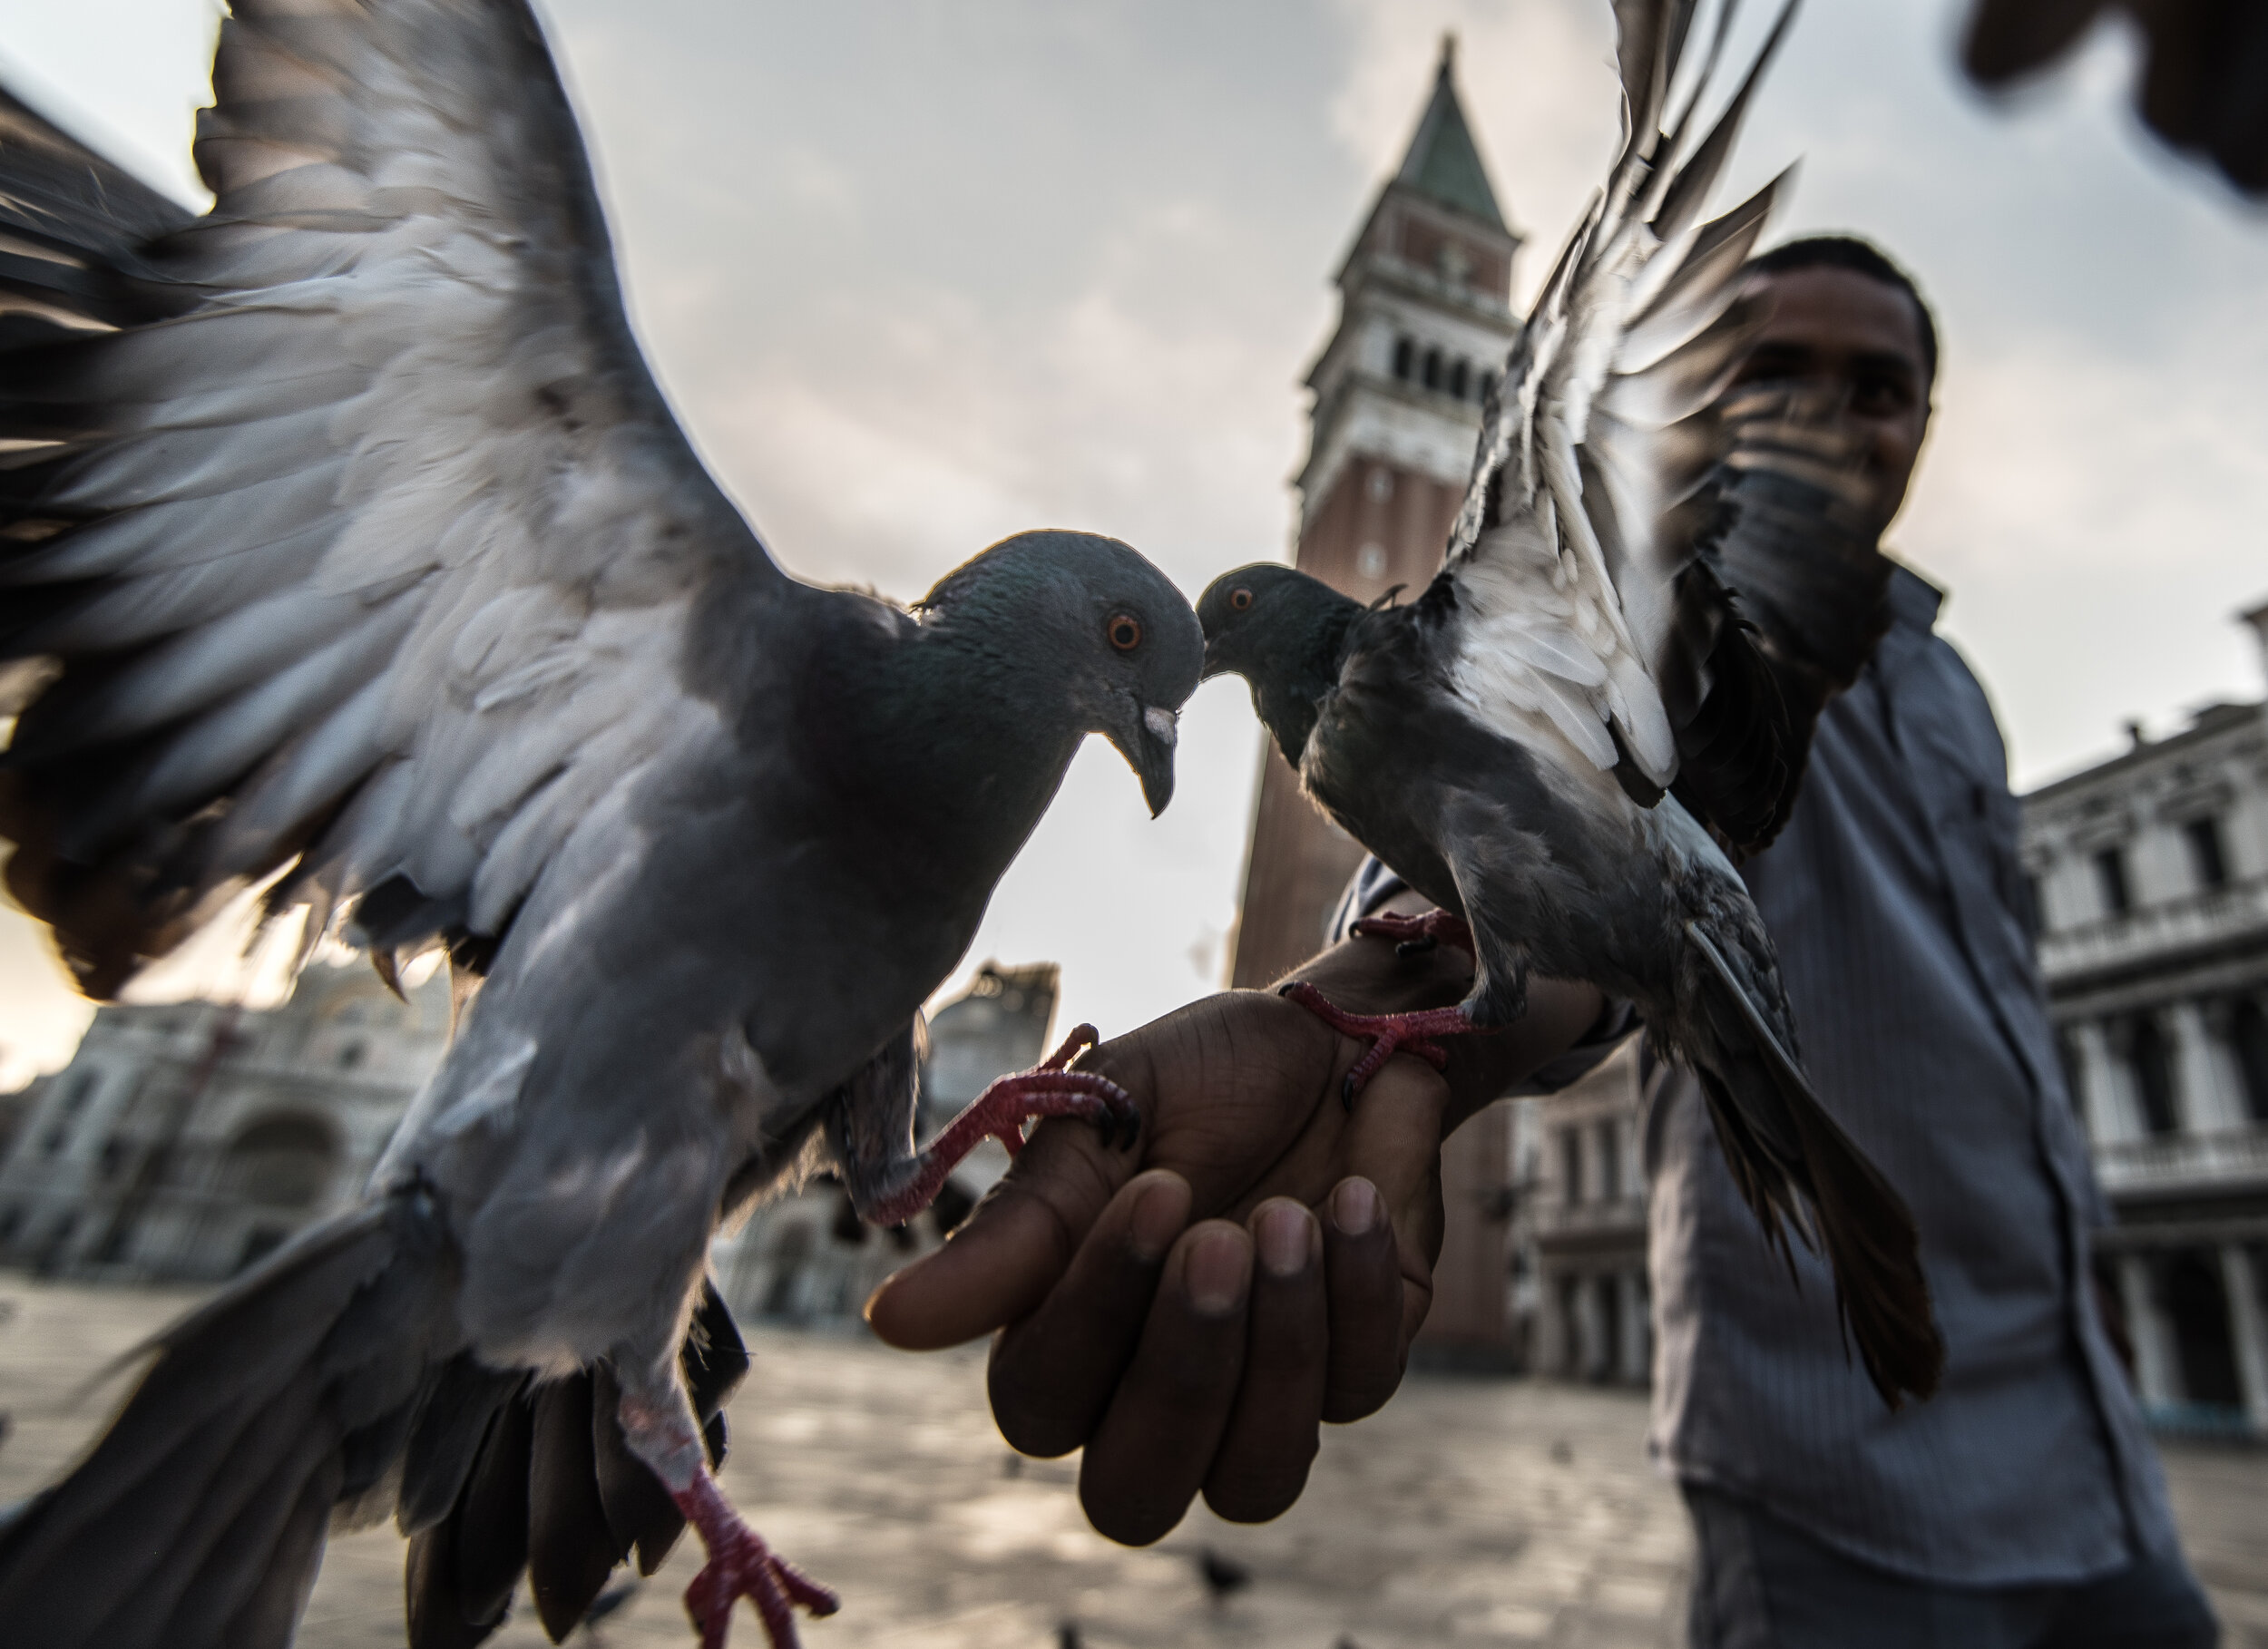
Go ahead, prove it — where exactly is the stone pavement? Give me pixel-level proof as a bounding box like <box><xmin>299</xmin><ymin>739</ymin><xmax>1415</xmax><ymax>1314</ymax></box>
<box><xmin>0</xmin><ymin>1277</ymin><xmax>2262</xmax><ymax>1648</ymax></box>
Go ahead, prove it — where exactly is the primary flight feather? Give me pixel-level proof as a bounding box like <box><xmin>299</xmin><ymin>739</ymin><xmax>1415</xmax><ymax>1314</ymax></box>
<box><xmin>0</xmin><ymin>5</ymin><xmax>1201</xmax><ymax>1647</ymax></box>
<box><xmin>1198</xmin><ymin>0</ymin><xmax>1943</xmax><ymax>1411</ymax></box>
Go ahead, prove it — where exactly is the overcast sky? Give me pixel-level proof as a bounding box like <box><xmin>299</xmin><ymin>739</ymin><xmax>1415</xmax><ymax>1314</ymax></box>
<box><xmin>0</xmin><ymin>0</ymin><xmax>2262</xmax><ymax>1082</ymax></box>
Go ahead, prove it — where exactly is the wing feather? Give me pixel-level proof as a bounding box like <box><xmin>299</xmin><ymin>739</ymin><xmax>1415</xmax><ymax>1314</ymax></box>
<box><xmin>210</xmin><ymin>678</ymin><xmax>392</xmax><ymax>868</ymax></box>
<box><xmin>0</xmin><ymin>86</ymin><xmax>193</xmax><ymax>336</ymax></box>
<box><xmin>0</xmin><ymin>471</ymin><xmax>349</xmax><ymax>593</ymax></box>
<box><xmin>25</xmin><ymin>590</ymin><xmax>359</xmax><ymax>752</ymax></box>
<box><xmin>0</xmin><ymin>0</ymin><xmax>792</xmax><ymax>997</ymax></box>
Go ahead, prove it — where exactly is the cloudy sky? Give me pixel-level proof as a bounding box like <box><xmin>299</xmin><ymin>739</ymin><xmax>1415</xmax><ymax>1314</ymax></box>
<box><xmin>0</xmin><ymin>0</ymin><xmax>2262</xmax><ymax>1081</ymax></box>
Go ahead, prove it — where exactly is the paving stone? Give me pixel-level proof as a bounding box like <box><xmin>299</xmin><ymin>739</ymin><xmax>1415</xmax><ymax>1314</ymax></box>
<box><xmin>1</xmin><ymin>1279</ymin><xmax>2263</xmax><ymax>1648</ymax></box>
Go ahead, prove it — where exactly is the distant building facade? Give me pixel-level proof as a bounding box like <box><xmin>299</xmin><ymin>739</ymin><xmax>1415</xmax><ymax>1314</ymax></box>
<box><xmin>1515</xmin><ymin>1044</ymin><xmax>1652</xmax><ymax>1386</ymax></box>
<box><xmin>712</xmin><ymin>962</ymin><xmax>1058</xmax><ymax>1326</ymax></box>
<box><xmin>0</xmin><ymin>952</ymin><xmax>1068</xmax><ymax>1318</ymax></box>
<box><xmin>0</xmin><ymin>961</ymin><xmax>451</xmax><ymax>1282</ymax></box>
<box><xmin>1227</xmin><ymin>37</ymin><xmax>1528</xmax><ymax>1364</ymax></box>
<box><xmin>2021</xmin><ymin>602</ymin><xmax>2268</xmax><ymax>1439</ymax></box>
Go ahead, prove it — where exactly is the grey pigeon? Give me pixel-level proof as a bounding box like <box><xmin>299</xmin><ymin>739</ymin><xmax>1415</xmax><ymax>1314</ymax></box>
<box><xmin>0</xmin><ymin>5</ymin><xmax>1200</xmax><ymax>1648</ymax></box>
<box><xmin>1196</xmin><ymin>0</ymin><xmax>1942</xmax><ymax>1410</ymax></box>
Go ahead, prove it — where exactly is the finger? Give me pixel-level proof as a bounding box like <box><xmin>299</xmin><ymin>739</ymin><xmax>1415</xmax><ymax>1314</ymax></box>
<box><xmin>865</xmin><ymin>1090</ymin><xmax>1143</xmax><ymax>1351</ymax></box>
<box><xmin>1319</xmin><ymin>1176</ymin><xmax>1408</xmax><ymax>1424</ymax></box>
<box><xmin>987</xmin><ymin>1170</ymin><xmax>1192</xmax><ymax>1459</ymax></box>
<box><xmin>1078</xmin><ymin>1221</ymin><xmax>1253</xmax><ymax>1547</ymax></box>
<box><xmin>1202</xmin><ymin>1199</ymin><xmax>1326</xmax><ymax>1523</ymax></box>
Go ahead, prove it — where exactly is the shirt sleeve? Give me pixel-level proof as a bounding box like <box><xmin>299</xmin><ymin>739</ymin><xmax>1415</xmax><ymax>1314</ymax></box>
<box><xmin>1329</xmin><ymin>856</ymin><xmax>1640</xmax><ymax>1096</ymax></box>
<box><xmin>1508</xmin><ymin>998</ymin><xmax>1642</xmax><ymax>1097</ymax></box>
<box><xmin>1325</xmin><ymin>855</ymin><xmax>1409</xmax><ymax>944</ymax></box>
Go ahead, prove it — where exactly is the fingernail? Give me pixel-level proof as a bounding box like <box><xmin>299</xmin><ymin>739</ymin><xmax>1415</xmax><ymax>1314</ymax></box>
<box><xmin>1332</xmin><ymin>1177</ymin><xmax>1380</xmax><ymax>1237</ymax></box>
<box><xmin>1185</xmin><ymin>1227</ymin><xmax>1250</xmax><ymax>1315</ymax></box>
<box><xmin>1256</xmin><ymin>1202</ymin><xmax>1312</xmax><ymax>1278</ymax></box>
<box><xmin>1129</xmin><ymin>1174</ymin><xmax>1188</xmax><ymax>1264</ymax></box>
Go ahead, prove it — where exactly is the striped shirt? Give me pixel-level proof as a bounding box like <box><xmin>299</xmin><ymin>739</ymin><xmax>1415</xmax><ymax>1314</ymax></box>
<box><xmin>1339</xmin><ymin>566</ymin><xmax>2179</xmax><ymax>1584</ymax></box>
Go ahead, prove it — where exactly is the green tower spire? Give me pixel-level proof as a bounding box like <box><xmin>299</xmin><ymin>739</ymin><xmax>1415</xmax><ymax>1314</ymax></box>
<box><xmin>1394</xmin><ymin>34</ymin><xmax>1508</xmax><ymax>232</ymax></box>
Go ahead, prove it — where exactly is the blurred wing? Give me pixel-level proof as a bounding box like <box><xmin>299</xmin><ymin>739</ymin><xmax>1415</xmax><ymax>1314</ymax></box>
<box><xmin>1965</xmin><ymin>0</ymin><xmax>2268</xmax><ymax>196</ymax></box>
<box><xmin>1960</xmin><ymin>0</ymin><xmax>2109</xmax><ymax>83</ymax></box>
<box><xmin>1669</xmin><ymin>384</ymin><xmax>1889</xmax><ymax>845</ymax></box>
<box><xmin>1441</xmin><ymin>0</ymin><xmax>1797</xmax><ymax>839</ymax></box>
<box><xmin>0</xmin><ymin>0</ymin><xmax>791</xmax><ymax>996</ymax></box>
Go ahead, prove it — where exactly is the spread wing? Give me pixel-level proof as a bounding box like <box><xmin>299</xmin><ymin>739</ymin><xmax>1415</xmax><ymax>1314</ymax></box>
<box><xmin>1436</xmin><ymin>0</ymin><xmax>1805</xmax><ymax>850</ymax></box>
<box><xmin>0</xmin><ymin>0</ymin><xmax>793</xmax><ymax>998</ymax></box>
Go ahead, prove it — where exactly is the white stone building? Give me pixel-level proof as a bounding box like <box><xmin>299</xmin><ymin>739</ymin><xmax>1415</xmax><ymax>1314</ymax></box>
<box><xmin>0</xmin><ymin>950</ymin><xmax>1061</xmax><ymax>1319</ymax></box>
<box><xmin>2021</xmin><ymin>601</ymin><xmax>2268</xmax><ymax>1439</ymax></box>
<box><xmin>0</xmin><ymin>959</ymin><xmax>452</xmax><ymax>1282</ymax></box>
<box><xmin>1516</xmin><ymin>1044</ymin><xmax>1652</xmax><ymax>1387</ymax></box>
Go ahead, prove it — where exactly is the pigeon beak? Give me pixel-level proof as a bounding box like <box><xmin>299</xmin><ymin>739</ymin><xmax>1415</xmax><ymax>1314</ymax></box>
<box><xmin>1199</xmin><ymin>636</ymin><xmax>1226</xmax><ymax>680</ymax></box>
<box><xmin>1110</xmin><ymin>702</ymin><xmax>1179</xmax><ymax>818</ymax></box>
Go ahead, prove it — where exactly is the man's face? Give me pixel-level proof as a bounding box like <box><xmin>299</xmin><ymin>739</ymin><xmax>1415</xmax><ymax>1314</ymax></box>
<box><xmin>1724</xmin><ymin>266</ymin><xmax>1932</xmax><ymax>532</ymax></box>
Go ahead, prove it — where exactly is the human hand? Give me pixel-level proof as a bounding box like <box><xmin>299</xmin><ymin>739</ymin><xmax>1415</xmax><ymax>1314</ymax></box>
<box><xmin>865</xmin><ymin>935</ymin><xmax>1604</xmax><ymax>1544</ymax></box>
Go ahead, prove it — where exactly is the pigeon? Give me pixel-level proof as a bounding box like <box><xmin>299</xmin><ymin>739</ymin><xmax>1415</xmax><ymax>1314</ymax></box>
<box><xmin>1197</xmin><ymin>1546</ymin><xmax>1254</xmax><ymax>1608</ymax></box>
<box><xmin>1963</xmin><ymin>0</ymin><xmax>2268</xmax><ymax>195</ymax></box>
<box><xmin>0</xmin><ymin>5</ymin><xmax>1202</xmax><ymax>1648</ymax></box>
<box><xmin>1195</xmin><ymin>0</ymin><xmax>1942</xmax><ymax>1410</ymax></box>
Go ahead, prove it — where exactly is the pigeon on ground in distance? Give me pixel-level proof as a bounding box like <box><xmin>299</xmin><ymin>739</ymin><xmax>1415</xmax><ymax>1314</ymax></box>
<box><xmin>0</xmin><ymin>5</ymin><xmax>1202</xmax><ymax>1647</ymax></box>
<box><xmin>1197</xmin><ymin>1547</ymin><xmax>1255</xmax><ymax>1608</ymax></box>
<box><xmin>1196</xmin><ymin>0</ymin><xmax>1942</xmax><ymax>1411</ymax></box>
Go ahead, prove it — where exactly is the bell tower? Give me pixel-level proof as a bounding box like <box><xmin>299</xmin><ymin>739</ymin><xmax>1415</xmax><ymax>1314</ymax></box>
<box><xmin>1227</xmin><ymin>36</ymin><xmax>1522</xmax><ymax>990</ymax></box>
<box><xmin>1224</xmin><ymin>39</ymin><xmax>1530</xmax><ymax>1368</ymax></box>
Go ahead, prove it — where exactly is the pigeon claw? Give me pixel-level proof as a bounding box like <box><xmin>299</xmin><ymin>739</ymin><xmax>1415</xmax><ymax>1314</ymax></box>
<box><xmin>1350</xmin><ymin>910</ymin><xmax>1475</xmax><ymax>958</ymax></box>
<box><xmin>674</xmin><ymin>1474</ymin><xmax>838</xmax><ymax>1649</ymax></box>
<box><xmin>857</xmin><ymin>1024</ymin><xmax>1138</xmax><ymax>1228</ymax></box>
<box><xmin>965</xmin><ymin>1061</ymin><xmax>1139</xmax><ymax>1159</ymax></box>
<box><xmin>1278</xmin><ymin>981</ymin><xmax>1480</xmax><ymax>1107</ymax></box>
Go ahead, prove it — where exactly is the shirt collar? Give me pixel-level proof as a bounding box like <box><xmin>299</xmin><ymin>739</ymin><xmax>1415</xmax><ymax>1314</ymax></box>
<box><xmin>1885</xmin><ymin>559</ymin><xmax>1945</xmax><ymax>635</ymax></box>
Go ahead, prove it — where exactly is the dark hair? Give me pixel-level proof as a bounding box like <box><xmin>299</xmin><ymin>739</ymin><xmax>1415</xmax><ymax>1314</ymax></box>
<box><xmin>1744</xmin><ymin>234</ymin><xmax>1938</xmax><ymax>388</ymax></box>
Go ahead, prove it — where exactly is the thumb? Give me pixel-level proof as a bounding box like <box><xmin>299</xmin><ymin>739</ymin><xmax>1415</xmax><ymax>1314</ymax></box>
<box><xmin>865</xmin><ymin>1103</ymin><xmax>1141</xmax><ymax>1351</ymax></box>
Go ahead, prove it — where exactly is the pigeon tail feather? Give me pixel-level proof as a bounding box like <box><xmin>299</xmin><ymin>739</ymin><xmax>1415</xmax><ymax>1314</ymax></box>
<box><xmin>1782</xmin><ymin>1087</ymin><xmax>1948</xmax><ymax>1409</ymax></box>
<box><xmin>1685</xmin><ymin>921</ymin><xmax>1943</xmax><ymax>1408</ymax></box>
<box><xmin>0</xmin><ymin>1190</ymin><xmax>459</xmax><ymax>1649</ymax></box>
<box><xmin>404</xmin><ymin>1281</ymin><xmax>747</xmax><ymax>1649</ymax></box>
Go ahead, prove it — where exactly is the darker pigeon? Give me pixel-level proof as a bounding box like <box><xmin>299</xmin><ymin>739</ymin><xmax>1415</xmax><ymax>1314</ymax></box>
<box><xmin>0</xmin><ymin>5</ymin><xmax>1200</xmax><ymax>1648</ymax></box>
<box><xmin>1196</xmin><ymin>0</ymin><xmax>1942</xmax><ymax>1411</ymax></box>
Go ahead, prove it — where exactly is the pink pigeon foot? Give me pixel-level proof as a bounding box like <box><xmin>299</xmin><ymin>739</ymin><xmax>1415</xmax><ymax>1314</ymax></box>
<box><xmin>1350</xmin><ymin>909</ymin><xmax>1474</xmax><ymax>956</ymax></box>
<box><xmin>675</xmin><ymin>1471</ymin><xmax>838</xmax><ymax>1649</ymax></box>
<box><xmin>1278</xmin><ymin>981</ymin><xmax>1485</xmax><ymax>1105</ymax></box>
<box><xmin>858</xmin><ymin>1024</ymin><xmax>1138</xmax><ymax>1228</ymax></box>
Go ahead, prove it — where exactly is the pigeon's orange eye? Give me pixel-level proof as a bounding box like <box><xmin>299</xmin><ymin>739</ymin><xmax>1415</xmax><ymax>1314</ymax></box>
<box><xmin>1108</xmin><ymin>614</ymin><xmax>1142</xmax><ymax>651</ymax></box>
<box><xmin>1228</xmin><ymin>587</ymin><xmax>1254</xmax><ymax>612</ymax></box>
